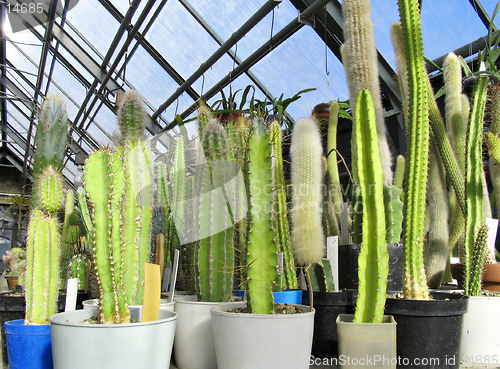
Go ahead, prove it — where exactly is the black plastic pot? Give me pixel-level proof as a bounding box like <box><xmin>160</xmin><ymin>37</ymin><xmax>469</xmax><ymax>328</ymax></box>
<box><xmin>385</xmin><ymin>292</ymin><xmax>469</xmax><ymax>369</ymax></box>
<box><xmin>339</xmin><ymin>243</ymin><xmax>403</xmax><ymax>292</ymax></box>
<box><xmin>309</xmin><ymin>290</ymin><xmax>357</xmax><ymax>358</ymax></box>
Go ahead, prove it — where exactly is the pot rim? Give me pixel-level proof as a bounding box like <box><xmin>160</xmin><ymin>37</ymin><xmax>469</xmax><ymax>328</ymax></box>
<box><xmin>210</xmin><ymin>303</ymin><xmax>314</xmax><ymax>319</ymax></box>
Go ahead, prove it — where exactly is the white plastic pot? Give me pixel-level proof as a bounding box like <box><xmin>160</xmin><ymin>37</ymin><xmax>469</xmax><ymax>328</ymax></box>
<box><xmin>49</xmin><ymin>306</ymin><xmax>177</xmax><ymax>369</ymax></box>
<box><xmin>210</xmin><ymin>303</ymin><xmax>314</xmax><ymax>369</ymax></box>
<box><xmin>460</xmin><ymin>295</ymin><xmax>500</xmax><ymax>368</ymax></box>
<box><xmin>336</xmin><ymin>314</ymin><xmax>397</xmax><ymax>369</ymax></box>
<box><xmin>173</xmin><ymin>300</ymin><xmax>243</xmax><ymax>369</ymax></box>
<box><xmin>82</xmin><ymin>298</ymin><xmax>175</xmax><ymax>312</ymax></box>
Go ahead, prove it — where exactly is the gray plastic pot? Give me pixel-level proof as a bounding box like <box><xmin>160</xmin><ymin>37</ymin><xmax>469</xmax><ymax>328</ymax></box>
<box><xmin>210</xmin><ymin>303</ymin><xmax>315</xmax><ymax>369</ymax></box>
<box><xmin>173</xmin><ymin>299</ymin><xmax>243</xmax><ymax>369</ymax></box>
<box><xmin>49</xmin><ymin>306</ymin><xmax>177</xmax><ymax>369</ymax></box>
<box><xmin>336</xmin><ymin>314</ymin><xmax>397</xmax><ymax>368</ymax></box>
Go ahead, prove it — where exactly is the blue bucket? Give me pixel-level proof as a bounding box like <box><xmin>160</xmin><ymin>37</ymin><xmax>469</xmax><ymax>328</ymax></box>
<box><xmin>4</xmin><ymin>319</ymin><xmax>53</xmax><ymax>369</ymax></box>
<box><xmin>273</xmin><ymin>290</ymin><xmax>303</xmax><ymax>304</ymax></box>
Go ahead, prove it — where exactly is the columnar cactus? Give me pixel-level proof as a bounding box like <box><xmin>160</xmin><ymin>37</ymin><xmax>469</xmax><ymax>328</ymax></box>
<box><xmin>70</xmin><ymin>254</ymin><xmax>89</xmax><ymax>290</ymax></box>
<box><xmin>464</xmin><ymin>75</ymin><xmax>488</xmax><ymax>293</ymax></box>
<box><xmin>342</xmin><ymin>0</ymin><xmax>393</xmax><ymax>185</ymax></box>
<box><xmin>290</xmin><ymin>117</ymin><xmax>325</xmax><ymax>267</ymax></box>
<box><xmin>270</xmin><ymin>121</ymin><xmax>298</xmax><ymax>290</ymax></box>
<box><xmin>25</xmin><ymin>166</ymin><xmax>62</xmax><ymax>324</ymax></box>
<box><xmin>83</xmin><ymin>149</ymin><xmax>128</xmax><ymax>324</ymax></box>
<box><xmin>353</xmin><ymin>90</ymin><xmax>388</xmax><ymax>324</ymax></box>
<box><xmin>246</xmin><ymin>118</ymin><xmax>277</xmax><ymax>314</ymax></box>
<box><xmin>79</xmin><ymin>90</ymin><xmax>155</xmax><ymax>323</ymax></box>
<box><xmin>32</xmin><ymin>96</ymin><xmax>68</xmax><ymax>209</ymax></box>
<box><xmin>398</xmin><ymin>0</ymin><xmax>430</xmax><ymax>300</ymax></box>
<box><xmin>193</xmin><ymin>119</ymin><xmax>235</xmax><ymax>302</ymax></box>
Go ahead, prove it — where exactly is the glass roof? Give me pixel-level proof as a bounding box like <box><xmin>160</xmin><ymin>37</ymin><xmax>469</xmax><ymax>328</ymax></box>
<box><xmin>0</xmin><ymin>0</ymin><xmax>497</xmax><ymax>191</ymax></box>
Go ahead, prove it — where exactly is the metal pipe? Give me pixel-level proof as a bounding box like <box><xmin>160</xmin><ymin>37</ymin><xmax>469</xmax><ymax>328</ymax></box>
<box><xmin>151</xmin><ymin>0</ymin><xmax>282</xmax><ymax>120</ymax></box>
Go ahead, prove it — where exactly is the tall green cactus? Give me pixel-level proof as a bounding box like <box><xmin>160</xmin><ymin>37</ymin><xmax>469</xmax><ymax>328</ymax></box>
<box><xmin>70</xmin><ymin>254</ymin><xmax>89</xmax><ymax>290</ymax></box>
<box><xmin>353</xmin><ymin>90</ymin><xmax>388</xmax><ymax>324</ymax></box>
<box><xmin>193</xmin><ymin>119</ymin><xmax>234</xmax><ymax>302</ymax></box>
<box><xmin>25</xmin><ymin>167</ymin><xmax>62</xmax><ymax>324</ymax></box>
<box><xmin>246</xmin><ymin>118</ymin><xmax>277</xmax><ymax>314</ymax></box>
<box><xmin>290</xmin><ymin>117</ymin><xmax>325</xmax><ymax>267</ymax></box>
<box><xmin>118</xmin><ymin>91</ymin><xmax>154</xmax><ymax>306</ymax></box>
<box><xmin>270</xmin><ymin>121</ymin><xmax>298</xmax><ymax>290</ymax></box>
<box><xmin>464</xmin><ymin>75</ymin><xmax>488</xmax><ymax>293</ymax></box>
<box><xmin>83</xmin><ymin>149</ymin><xmax>128</xmax><ymax>324</ymax></box>
<box><xmin>398</xmin><ymin>0</ymin><xmax>430</xmax><ymax>300</ymax></box>
<box><xmin>32</xmin><ymin>96</ymin><xmax>68</xmax><ymax>209</ymax></box>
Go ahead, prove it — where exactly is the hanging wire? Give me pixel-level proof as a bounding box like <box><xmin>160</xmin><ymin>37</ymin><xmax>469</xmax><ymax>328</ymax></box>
<box><xmin>201</xmin><ymin>74</ymin><xmax>205</xmax><ymax>97</ymax></box>
<box><xmin>269</xmin><ymin>8</ymin><xmax>275</xmax><ymax>54</ymax></box>
<box><xmin>324</xmin><ymin>10</ymin><xmax>330</xmax><ymax>78</ymax></box>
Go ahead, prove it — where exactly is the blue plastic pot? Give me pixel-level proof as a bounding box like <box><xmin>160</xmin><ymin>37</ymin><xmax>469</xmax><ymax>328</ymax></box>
<box><xmin>4</xmin><ymin>319</ymin><xmax>53</xmax><ymax>369</ymax></box>
<box><xmin>273</xmin><ymin>289</ymin><xmax>302</xmax><ymax>304</ymax></box>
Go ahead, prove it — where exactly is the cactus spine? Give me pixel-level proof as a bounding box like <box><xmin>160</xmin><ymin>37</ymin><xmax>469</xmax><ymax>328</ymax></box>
<box><xmin>353</xmin><ymin>90</ymin><xmax>388</xmax><ymax>324</ymax></box>
<box><xmin>290</xmin><ymin>118</ymin><xmax>325</xmax><ymax>266</ymax></box>
<box><xmin>246</xmin><ymin>118</ymin><xmax>277</xmax><ymax>314</ymax></box>
<box><xmin>270</xmin><ymin>121</ymin><xmax>298</xmax><ymax>290</ymax></box>
<box><xmin>398</xmin><ymin>0</ymin><xmax>430</xmax><ymax>300</ymax></box>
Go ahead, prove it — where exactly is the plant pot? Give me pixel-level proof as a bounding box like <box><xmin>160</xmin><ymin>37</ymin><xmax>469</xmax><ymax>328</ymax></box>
<box><xmin>274</xmin><ymin>289</ymin><xmax>302</xmax><ymax>304</ymax></box>
<box><xmin>339</xmin><ymin>243</ymin><xmax>403</xmax><ymax>292</ymax></box>
<box><xmin>82</xmin><ymin>298</ymin><xmax>175</xmax><ymax>312</ymax></box>
<box><xmin>336</xmin><ymin>314</ymin><xmax>397</xmax><ymax>368</ymax></box>
<box><xmin>385</xmin><ymin>292</ymin><xmax>468</xmax><ymax>369</ymax></box>
<box><xmin>483</xmin><ymin>264</ymin><xmax>500</xmax><ymax>292</ymax></box>
<box><xmin>5</xmin><ymin>275</ymin><xmax>19</xmax><ymax>291</ymax></box>
<box><xmin>4</xmin><ymin>320</ymin><xmax>52</xmax><ymax>369</ymax></box>
<box><xmin>173</xmin><ymin>299</ymin><xmax>243</xmax><ymax>369</ymax></box>
<box><xmin>210</xmin><ymin>303</ymin><xmax>314</xmax><ymax>369</ymax></box>
<box><xmin>49</xmin><ymin>305</ymin><xmax>177</xmax><ymax>369</ymax></box>
<box><xmin>309</xmin><ymin>290</ymin><xmax>357</xmax><ymax>359</ymax></box>
<box><xmin>460</xmin><ymin>294</ymin><xmax>500</xmax><ymax>367</ymax></box>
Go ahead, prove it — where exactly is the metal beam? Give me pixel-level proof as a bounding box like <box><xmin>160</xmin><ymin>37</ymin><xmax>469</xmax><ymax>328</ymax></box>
<box><xmin>469</xmin><ymin>0</ymin><xmax>498</xmax><ymax>32</ymax></box>
<box><xmin>152</xmin><ymin>0</ymin><xmax>283</xmax><ymax>120</ymax></box>
<box><xmin>0</xmin><ymin>3</ymin><xmax>7</xmax><ymax>150</ymax></box>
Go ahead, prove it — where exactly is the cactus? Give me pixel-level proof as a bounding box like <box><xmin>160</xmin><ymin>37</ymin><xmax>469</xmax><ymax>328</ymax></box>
<box><xmin>342</xmin><ymin>0</ymin><xmax>393</xmax><ymax>185</ymax></box>
<box><xmin>327</xmin><ymin>101</ymin><xmax>344</xmax><ymax>231</ymax></box>
<box><xmin>352</xmin><ymin>89</ymin><xmax>388</xmax><ymax>324</ymax></box>
<box><xmin>25</xmin><ymin>209</ymin><xmax>60</xmax><ymax>324</ymax></box>
<box><xmin>2</xmin><ymin>247</ymin><xmax>26</xmax><ymax>278</ymax></box>
<box><xmin>464</xmin><ymin>75</ymin><xmax>488</xmax><ymax>293</ymax></box>
<box><xmin>83</xmin><ymin>149</ymin><xmax>128</xmax><ymax>324</ymax></box>
<box><xmin>398</xmin><ymin>0</ymin><xmax>430</xmax><ymax>300</ymax></box>
<box><xmin>32</xmin><ymin>96</ymin><xmax>68</xmax><ymax>209</ymax></box>
<box><xmin>309</xmin><ymin>259</ymin><xmax>336</xmax><ymax>292</ymax></box>
<box><xmin>270</xmin><ymin>121</ymin><xmax>298</xmax><ymax>290</ymax></box>
<box><xmin>192</xmin><ymin>119</ymin><xmax>235</xmax><ymax>302</ymax></box>
<box><xmin>468</xmin><ymin>224</ymin><xmax>489</xmax><ymax>296</ymax></box>
<box><xmin>246</xmin><ymin>118</ymin><xmax>277</xmax><ymax>314</ymax></box>
<box><xmin>118</xmin><ymin>92</ymin><xmax>154</xmax><ymax>306</ymax></box>
<box><xmin>290</xmin><ymin>117</ymin><xmax>325</xmax><ymax>266</ymax></box>
<box><xmin>70</xmin><ymin>254</ymin><xmax>89</xmax><ymax>290</ymax></box>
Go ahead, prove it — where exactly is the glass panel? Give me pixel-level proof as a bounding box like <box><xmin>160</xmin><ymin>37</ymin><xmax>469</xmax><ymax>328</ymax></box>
<box><xmin>146</xmin><ymin>0</ymin><xmax>221</xmax><ymax>79</ymax></box>
<box><xmin>65</xmin><ymin>0</ymin><xmax>120</xmax><ymax>59</ymax></box>
<box><xmin>125</xmin><ymin>45</ymin><xmax>180</xmax><ymax>108</ymax></box>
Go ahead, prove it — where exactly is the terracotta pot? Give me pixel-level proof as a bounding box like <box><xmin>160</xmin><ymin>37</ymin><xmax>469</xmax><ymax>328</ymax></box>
<box><xmin>4</xmin><ymin>276</ymin><xmax>19</xmax><ymax>291</ymax></box>
<box><xmin>483</xmin><ymin>263</ymin><xmax>500</xmax><ymax>291</ymax></box>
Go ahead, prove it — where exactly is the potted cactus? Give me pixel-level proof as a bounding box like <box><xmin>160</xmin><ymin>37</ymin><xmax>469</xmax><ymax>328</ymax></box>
<box><xmin>2</xmin><ymin>247</ymin><xmax>26</xmax><ymax>290</ymax></box>
<box><xmin>48</xmin><ymin>90</ymin><xmax>177</xmax><ymax>369</ymax></box>
<box><xmin>209</xmin><ymin>117</ymin><xmax>316</xmax><ymax>369</ymax></box>
<box><xmin>1</xmin><ymin>95</ymin><xmax>69</xmax><ymax>369</ymax></box>
<box><xmin>335</xmin><ymin>89</ymin><xmax>397</xmax><ymax>367</ymax></box>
